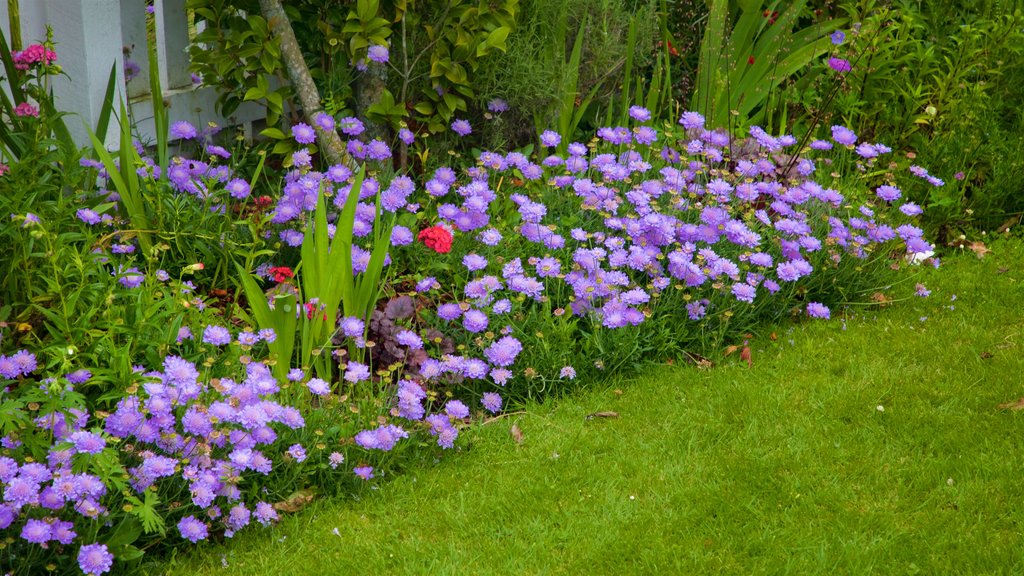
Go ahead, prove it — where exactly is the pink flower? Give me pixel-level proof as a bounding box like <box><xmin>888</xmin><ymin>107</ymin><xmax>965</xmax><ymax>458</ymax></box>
<box><xmin>14</xmin><ymin>102</ymin><xmax>38</xmax><ymax>117</ymax></box>
<box><xmin>12</xmin><ymin>44</ymin><xmax>56</xmax><ymax>70</ymax></box>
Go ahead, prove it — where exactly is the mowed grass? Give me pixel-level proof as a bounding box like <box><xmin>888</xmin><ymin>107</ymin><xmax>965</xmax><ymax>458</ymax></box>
<box><xmin>165</xmin><ymin>237</ymin><xmax>1024</xmax><ymax>575</ymax></box>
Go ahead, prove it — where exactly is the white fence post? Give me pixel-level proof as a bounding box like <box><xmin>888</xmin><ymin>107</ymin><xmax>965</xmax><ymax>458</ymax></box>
<box><xmin>45</xmin><ymin>0</ymin><xmax>125</xmax><ymax>149</ymax></box>
<box><xmin>1</xmin><ymin>0</ymin><xmax>268</xmax><ymax>151</ymax></box>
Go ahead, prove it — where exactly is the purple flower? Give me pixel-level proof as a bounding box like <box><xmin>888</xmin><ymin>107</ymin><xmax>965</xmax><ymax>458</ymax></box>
<box><xmin>806</xmin><ymin>302</ymin><xmax>831</xmax><ymax>319</ymax></box>
<box><xmin>540</xmin><ymin>130</ymin><xmax>561</xmax><ymax>147</ymax></box>
<box><xmin>831</xmin><ymin>30</ymin><xmax>845</xmax><ymax>44</ymax></box>
<box><xmin>559</xmin><ymin>366</ymin><xmax>576</xmax><ymax>379</ymax></box>
<box><xmin>831</xmin><ymin>125</ymin><xmax>857</xmax><ymax>146</ymax></box>
<box><xmin>67</xmin><ymin>368</ymin><xmax>92</xmax><ymax>384</ymax></box>
<box><xmin>354</xmin><ymin>424</ymin><xmax>408</xmax><ymax>451</ymax></box>
<box><xmin>446</xmin><ymin>399</ymin><xmax>470</xmax><ymax>419</ymax></box>
<box><xmin>354</xmin><ymin>466</ymin><xmax>374</xmax><ymax>480</ymax></box>
<box><xmin>307</xmin><ymin>378</ymin><xmax>330</xmax><ymax>396</ymax></box>
<box><xmin>70</xmin><ymin>431</ymin><xmax>106</xmax><ymax>454</ymax></box>
<box><xmin>899</xmin><ymin>202</ymin><xmax>923</xmax><ymax>216</ymax></box>
<box><xmin>315</xmin><ymin>112</ymin><xmax>335</xmax><ymax>132</ymax></box>
<box><xmin>484</xmin><ymin>336</ymin><xmax>523</xmax><ymax>367</ymax></box>
<box><xmin>462</xmin><ymin>309</ymin><xmax>489</xmax><ymax>333</ymax></box>
<box><xmin>463</xmin><ymin>253</ymin><xmax>488</xmax><ymax>272</ymax></box>
<box><xmin>77</xmin><ymin>208</ymin><xmax>101</xmax><ymax>224</ymax></box>
<box><xmin>202</xmin><ymin>324</ymin><xmax>232</xmax><ymax>346</ymax></box>
<box><xmin>876</xmin><ymin>185</ymin><xmax>901</xmax><ymax>202</ymax></box>
<box><xmin>170</xmin><ymin>121</ymin><xmax>198</xmax><ymax>140</ymax></box>
<box><xmin>488</xmin><ymin>98</ymin><xmax>509</xmax><ymax>113</ymax></box>
<box><xmin>629</xmin><ymin>105</ymin><xmax>651</xmax><ymax>122</ymax></box>
<box><xmin>481</xmin><ymin>392</ymin><xmax>502</xmax><ymax>413</ymax></box>
<box><xmin>368</xmin><ymin>44</ymin><xmax>389</xmax><ymax>63</ymax></box>
<box><xmin>292</xmin><ymin>122</ymin><xmax>316</xmax><ymax>144</ymax></box>
<box><xmin>451</xmin><ymin>119</ymin><xmax>472</xmax><ymax>136</ymax></box>
<box><xmin>329</xmin><ymin>452</ymin><xmax>345</xmax><ymax>469</ymax></box>
<box><xmin>287</xmin><ymin>444</ymin><xmax>307</xmax><ymax>462</ymax></box>
<box><xmin>340</xmin><ymin>117</ymin><xmax>364</xmax><ymax>136</ymax></box>
<box><xmin>78</xmin><ymin>543</ymin><xmax>114</xmax><ymax>575</ymax></box>
<box><xmin>344</xmin><ymin>362</ymin><xmax>370</xmax><ymax>383</ymax></box>
<box><xmin>828</xmin><ymin>57</ymin><xmax>851</xmax><ymax>73</ymax></box>
<box><xmin>21</xmin><ymin>518</ymin><xmax>51</xmax><ymax>544</ymax></box>
<box><xmin>396</xmin><ymin>330</ymin><xmax>423</xmax><ymax>349</ymax></box>
<box><xmin>399</xmin><ymin>128</ymin><xmax>415</xmax><ymax>145</ymax></box>
<box><xmin>437</xmin><ymin>303</ymin><xmax>463</xmax><ymax>321</ymax></box>
<box><xmin>679</xmin><ymin>111</ymin><xmax>705</xmax><ymax>130</ymax></box>
<box><xmin>915</xmin><ymin>283</ymin><xmax>931</xmax><ymax>297</ymax></box>
<box><xmin>255</xmin><ymin>501</ymin><xmax>278</xmax><ymax>525</ymax></box>
<box><xmin>225</xmin><ymin>178</ymin><xmax>250</xmax><ymax>199</ymax></box>
<box><xmin>178</xmin><ymin>516</ymin><xmax>208</xmax><ymax>543</ymax></box>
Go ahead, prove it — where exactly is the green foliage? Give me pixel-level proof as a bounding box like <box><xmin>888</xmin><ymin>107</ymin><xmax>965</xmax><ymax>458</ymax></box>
<box><xmin>187</xmin><ymin>0</ymin><xmax>290</xmax><ymax>127</ymax></box>
<box><xmin>693</xmin><ymin>0</ymin><xmax>842</xmax><ymax>130</ymax></box>
<box><xmin>795</xmin><ymin>0</ymin><xmax>1024</xmax><ymax>237</ymax></box>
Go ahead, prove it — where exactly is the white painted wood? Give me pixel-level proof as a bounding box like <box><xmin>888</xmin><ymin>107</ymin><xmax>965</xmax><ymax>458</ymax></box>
<box><xmin>119</xmin><ymin>0</ymin><xmax>149</xmax><ymax>99</ymax></box>
<box><xmin>156</xmin><ymin>0</ymin><xmax>191</xmax><ymax>89</ymax></box>
<box><xmin>0</xmin><ymin>0</ymin><xmax>267</xmax><ymax>150</ymax></box>
<box><xmin>46</xmin><ymin>0</ymin><xmax>126</xmax><ymax>149</ymax></box>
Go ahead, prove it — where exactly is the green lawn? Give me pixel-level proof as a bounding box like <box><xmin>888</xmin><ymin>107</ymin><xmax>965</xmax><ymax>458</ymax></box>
<box><xmin>163</xmin><ymin>237</ymin><xmax>1024</xmax><ymax>575</ymax></box>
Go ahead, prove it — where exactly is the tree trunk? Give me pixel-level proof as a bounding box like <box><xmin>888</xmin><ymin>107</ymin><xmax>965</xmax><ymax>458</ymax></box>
<box><xmin>258</xmin><ymin>0</ymin><xmax>349</xmax><ymax>166</ymax></box>
<box><xmin>355</xmin><ymin>65</ymin><xmax>389</xmax><ymax>143</ymax></box>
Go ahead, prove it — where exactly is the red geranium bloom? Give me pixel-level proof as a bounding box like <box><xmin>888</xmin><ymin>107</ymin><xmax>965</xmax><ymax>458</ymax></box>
<box><xmin>268</xmin><ymin>266</ymin><xmax>294</xmax><ymax>283</ymax></box>
<box><xmin>417</xmin><ymin>225</ymin><xmax>453</xmax><ymax>253</ymax></box>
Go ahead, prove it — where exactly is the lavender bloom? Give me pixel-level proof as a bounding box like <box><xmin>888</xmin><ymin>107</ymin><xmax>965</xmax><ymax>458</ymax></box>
<box><xmin>202</xmin><ymin>324</ymin><xmax>232</xmax><ymax>346</ymax></box>
<box><xmin>315</xmin><ymin>112</ymin><xmax>335</xmax><ymax>132</ymax></box>
<box><xmin>831</xmin><ymin>30</ymin><xmax>845</xmax><ymax>44</ymax></box>
<box><xmin>559</xmin><ymin>366</ymin><xmax>576</xmax><ymax>379</ymax></box>
<box><xmin>170</xmin><ymin>121</ymin><xmax>198</xmax><ymax>140</ymax></box>
<box><xmin>344</xmin><ymin>362</ymin><xmax>370</xmax><ymax>383</ymax></box>
<box><xmin>488</xmin><ymin>98</ymin><xmax>509</xmax><ymax>113</ymax></box>
<box><xmin>629</xmin><ymin>105</ymin><xmax>651</xmax><ymax>122</ymax></box>
<box><xmin>451</xmin><ymin>119</ymin><xmax>472</xmax><ymax>136</ymax></box>
<box><xmin>437</xmin><ymin>303</ymin><xmax>463</xmax><ymax>321</ymax></box>
<box><xmin>831</xmin><ymin>125</ymin><xmax>857</xmax><ymax>146</ymax></box>
<box><xmin>178</xmin><ymin>516</ymin><xmax>208</xmax><ymax>543</ymax></box>
<box><xmin>21</xmin><ymin>518</ymin><xmax>51</xmax><ymax>544</ymax></box>
<box><xmin>307</xmin><ymin>378</ymin><xmax>330</xmax><ymax>396</ymax></box>
<box><xmin>484</xmin><ymin>336</ymin><xmax>523</xmax><ymax>367</ymax></box>
<box><xmin>354</xmin><ymin>466</ymin><xmax>374</xmax><ymax>480</ymax></box>
<box><xmin>679</xmin><ymin>111</ymin><xmax>705</xmax><ymax>130</ymax></box>
<box><xmin>255</xmin><ymin>501</ymin><xmax>278</xmax><ymax>525</ymax></box>
<box><xmin>354</xmin><ymin>424</ymin><xmax>408</xmax><ymax>451</ymax></box>
<box><xmin>481</xmin><ymin>392</ymin><xmax>502</xmax><ymax>413</ymax></box>
<box><xmin>828</xmin><ymin>57</ymin><xmax>851</xmax><ymax>73</ymax></box>
<box><xmin>78</xmin><ymin>543</ymin><xmax>114</xmax><ymax>575</ymax></box>
<box><xmin>292</xmin><ymin>122</ymin><xmax>316</xmax><ymax>144</ymax></box>
<box><xmin>287</xmin><ymin>444</ymin><xmax>307</xmax><ymax>462</ymax></box>
<box><xmin>225</xmin><ymin>178</ymin><xmax>250</xmax><ymax>199</ymax></box>
<box><xmin>876</xmin><ymin>185</ymin><xmax>901</xmax><ymax>202</ymax></box>
<box><xmin>396</xmin><ymin>330</ymin><xmax>423</xmax><ymax>349</ymax></box>
<box><xmin>807</xmin><ymin>302</ymin><xmax>831</xmax><ymax>319</ymax></box>
<box><xmin>77</xmin><ymin>208</ymin><xmax>101</xmax><ymax>224</ymax></box>
<box><xmin>340</xmin><ymin>117</ymin><xmax>365</xmax><ymax>136</ymax></box>
<box><xmin>463</xmin><ymin>309</ymin><xmax>489</xmax><ymax>332</ymax></box>
<box><xmin>446</xmin><ymin>399</ymin><xmax>470</xmax><ymax>419</ymax></box>
<box><xmin>329</xmin><ymin>452</ymin><xmax>345</xmax><ymax>469</ymax></box>
<box><xmin>399</xmin><ymin>128</ymin><xmax>415</xmax><ymax>145</ymax></box>
<box><xmin>463</xmin><ymin>253</ymin><xmax>488</xmax><ymax>272</ymax></box>
<box><xmin>540</xmin><ymin>130</ymin><xmax>561</xmax><ymax>147</ymax></box>
<box><xmin>367</xmin><ymin>44</ymin><xmax>389</xmax><ymax>63</ymax></box>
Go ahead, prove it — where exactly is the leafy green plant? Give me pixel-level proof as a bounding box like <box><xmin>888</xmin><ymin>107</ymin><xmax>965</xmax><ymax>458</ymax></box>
<box><xmin>693</xmin><ymin>0</ymin><xmax>841</xmax><ymax>130</ymax></box>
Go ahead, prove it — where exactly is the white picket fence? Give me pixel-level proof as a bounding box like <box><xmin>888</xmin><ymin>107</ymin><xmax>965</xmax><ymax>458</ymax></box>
<box><xmin>1</xmin><ymin>0</ymin><xmax>266</xmax><ymax>148</ymax></box>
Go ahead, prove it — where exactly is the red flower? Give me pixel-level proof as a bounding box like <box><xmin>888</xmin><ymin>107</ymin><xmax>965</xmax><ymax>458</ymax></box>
<box><xmin>748</xmin><ymin>56</ymin><xmax>755</xmax><ymax>65</ymax></box>
<box><xmin>417</xmin><ymin>225</ymin><xmax>453</xmax><ymax>254</ymax></box>
<box><xmin>254</xmin><ymin>195</ymin><xmax>273</xmax><ymax>209</ymax></box>
<box><xmin>268</xmin><ymin>266</ymin><xmax>294</xmax><ymax>283</ymax></box>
